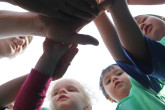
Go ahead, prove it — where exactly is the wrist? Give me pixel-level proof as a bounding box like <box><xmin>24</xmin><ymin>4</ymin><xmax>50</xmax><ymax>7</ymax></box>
<box><xmin>34</xmin><ymin>53</ymin><xmax>58</xmax><ymax>76</ymax></box>
<box><xmin>32</xmin><ymin>15</ymin><xmax>49</xmax><ymax>37</ymax></box>
<box><xmin>29</xmin><ymin>14</ymin><xmax>45</xmax><ymax>36</ymax></box>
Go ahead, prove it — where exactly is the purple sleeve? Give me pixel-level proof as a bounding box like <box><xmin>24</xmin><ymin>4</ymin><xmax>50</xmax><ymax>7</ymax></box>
<box><xmin>13</xmin><ymin>69</ymin><xmax>52</xmax><ymax>110</ymax></box>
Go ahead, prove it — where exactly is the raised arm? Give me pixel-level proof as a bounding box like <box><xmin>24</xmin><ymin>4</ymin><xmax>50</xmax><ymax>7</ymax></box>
<box><xmin>94</xmin><ymin>12</ymin><xmax>129</xmax><ymax>63</ymax></box>
<box><xmin>0</xmin><ymin>11</ymin><xmax>38</xmax><ymax>38</ymax></box>
<box><xmin>99</xmin><ymin>0</ymin><xmax>151</xmax><ymax>65</ymax></box>
<box><xmin>13</xmin><ymin>39</ymin><xmax>78</xmax><ymax>110</ymax></box>
<box><xmin>0</xmin><ymin>10</ymin><xmax>98</xmax><ymax>45</ymax></box>
<box><xmin>0</xmin><ymin>74</ymin><xmax>27</xmax><ymax>109</ymax></box>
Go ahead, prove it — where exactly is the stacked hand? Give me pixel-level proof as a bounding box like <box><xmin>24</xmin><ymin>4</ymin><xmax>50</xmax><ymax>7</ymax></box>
<box><xmin>43</xmin><ymin>38</ymin><xmax>78</xmax><ymax>80</ymax></box>
<box><xmin>37</xmin><ymin>14</ymin><xmax>99</xmax><ymax>45</ymax></box>
<box><xmin>11</xmin><ymin>0</ymin><xmax>99</xmax><ymax>22</ymax></box>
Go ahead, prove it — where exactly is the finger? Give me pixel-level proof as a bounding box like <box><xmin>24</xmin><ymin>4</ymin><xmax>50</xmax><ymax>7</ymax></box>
<box><xmin>62</xmin><ymin>44</ymin><xmax>79</xmax><ymax>63</ymax></box>
<box><xmin>40</xmin><ymin>7</ymin><xmax>82</xmax><ymax>23</ymax></box>
<box><xmin>81</xmin><ymin>0</ymin><xmax>99</xmax><ymax>9</ymax></box>
<box><xmin>65</xmin><ymin>0</ymin><xmax>99</xmax><ymax>19</ymax></box>
<box><xmin>56</xmin><ymin>11</ymin><xmax>88</xmax><ymax>23</ymax></box>
<box><xmin>53</xmin><ymin>45</ymin><xmax>78</xmax><ymax>80</ymax></box>
<box><xmin>67</xmin><ymin>33</ymin><xmax>99</xmax><ymax>46</ymax></box>
<box><xmin>57</xmin><ymin>44</ymin><xmax>78</xmax><ymax>70</ymax></box>
<box><xmin>61</xmin><ymin>6</ymin><xmax>95</xmax><ymax>21</ymax></box>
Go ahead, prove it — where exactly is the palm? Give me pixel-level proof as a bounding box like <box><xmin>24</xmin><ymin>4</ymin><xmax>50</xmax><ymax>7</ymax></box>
<box><xmin>40</xmin><ymin>16</ymin><xmax>99</xmax><ymax>45</ymax></box>
<box><xmin>43</xmin><ymin>39</ymin><xmax>78</xmax><ymax>80</ymax></box>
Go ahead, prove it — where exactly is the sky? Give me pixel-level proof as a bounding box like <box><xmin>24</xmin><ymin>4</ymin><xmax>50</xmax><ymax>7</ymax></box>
<box><xmin>0</xmin><ymin>2</ymin><xmax>164</xmax><ymax>110</ymax></box>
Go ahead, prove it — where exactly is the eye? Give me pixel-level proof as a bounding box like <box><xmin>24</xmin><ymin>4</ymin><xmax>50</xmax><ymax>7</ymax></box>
<box><xmin>53</xmin><ymin>92</ymin><xmax>58</xmax><ymax>96</ymax></box>
<box><xmin>141</xmin><ymin>17</ymin><xmax>147</xmax><ymax>23</ymax></box>
<box><xmin>117</xmin><ymin>72</ymin><xmax>123</xmax><ymax>76</ymax></box>
<box><xmin>68</xmin><ymin>88</ymin><xmax>75</xmax><ymax>92</ymax></box>
<box><xmin>106</xmin><ymin>79</ymin><xmax>111</xmax><ymax>84</ymax></box>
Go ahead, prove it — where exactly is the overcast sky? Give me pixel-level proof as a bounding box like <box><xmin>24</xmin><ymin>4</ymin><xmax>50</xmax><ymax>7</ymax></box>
<box><xmin>0</xmin><ymin>2</ymin><xmax>164</xmax><ymax>110</ymax></box>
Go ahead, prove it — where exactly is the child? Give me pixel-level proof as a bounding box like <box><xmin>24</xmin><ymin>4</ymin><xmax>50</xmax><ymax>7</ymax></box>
<box><xmin>0</xmin><ymin>35</ymin><xmax>32</xmax><ymax>109</ymax></box>
<box><xmin>0</xmin><ymin>10</ymin><xmax>98</xmax><ymax>46</ymax></box>
<box><xmin>0</xmin><ymin>36</ymin><xmax>33</xmax><ymax>59</ymax></box>
<box><xmin>13</xmin><ymin>38</ymin><xmax>86</xmax><ymax>110</ymax></box>
<box><xmin>93</xmin><ymin>0</ymin><xmax>165</xmax><ymax>109</ymax></box>
<box><xmin>94</xmin><ymin>0</ymin><xmax>165</xmax><ymax>90</ymax></box>
<box><xmin>49</xmin><ymin>78</ymin><xmax>92</xmax><ymax>110</ymax></box>
<box><xmin>99</xmin><ymin>64</ymin><xmax>165</xmax><ymax>110</ymax></box>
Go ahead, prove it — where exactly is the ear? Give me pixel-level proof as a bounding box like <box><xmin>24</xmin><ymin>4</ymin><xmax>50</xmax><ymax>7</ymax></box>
<box><xmin>84</xmin><ymin>105</ymin><xmax>92</xmax><ymax>110</ymax></box>
<box><xmin>107</xmin><ymin>96</ymin><xmax>115</xmax><ymax>103</ymax></box>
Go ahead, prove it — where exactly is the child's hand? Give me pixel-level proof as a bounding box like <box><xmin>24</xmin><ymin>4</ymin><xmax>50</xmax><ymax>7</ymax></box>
<box><xmin>11</xmin><ymin>0</ymin><xmax>99</xmax><ymax>22</ymax></box>
<box><xmin>52</xmin><ymin>44</ymin><xmax>78</xmax><ymax>80</ymax></box>
<box><xmin>43</xmin><ymin>38</ymin><xmax>78</xmax><ymax>80</ymax></box>
<box><xmin>37</xmin><ymin>15</ymin><xmax>99</xmax><ymax>46</ymax></box>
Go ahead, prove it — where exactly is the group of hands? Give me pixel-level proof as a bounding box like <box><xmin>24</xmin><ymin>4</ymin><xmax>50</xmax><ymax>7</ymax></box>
<box><xmin>10</xmin><ymin>0</ymin><xmax>114</xmax><ymax>79</ymax></box>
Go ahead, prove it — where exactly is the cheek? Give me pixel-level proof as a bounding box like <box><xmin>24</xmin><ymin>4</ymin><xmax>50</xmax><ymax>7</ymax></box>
<box><xmin>51</xmin><ymin>96</ymin><xmax>58</xmax><ymax>106</ymax></box>
<box><xmin>123</xmin><ymin>77</ymin><xmax>132</xmax><ymax>89</ymax></box>
<box><xmin>0</xmin><ymin>42</ymin><xmax>14</xmax><ymax>57</ymax></box>
<box><xmin>105</xmin><ymin>85</ymin><xmax>113</xmax><ymax>96</ymax></box>
<box><xmin>72</xmin><ymin>94</ymin><xmax>86</xmax><ymax>106</ymax></box>
<box><xmin>150</xmin><ymin>21</ymin><xmax>165</xmax><ymax>40</ymax></box>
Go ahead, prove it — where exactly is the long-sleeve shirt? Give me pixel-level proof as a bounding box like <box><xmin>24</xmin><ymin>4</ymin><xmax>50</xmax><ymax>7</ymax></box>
<box><xmin>13</xmin><ymin>69</ymin><xmax>52</xmax><ymax>110</ymax></box>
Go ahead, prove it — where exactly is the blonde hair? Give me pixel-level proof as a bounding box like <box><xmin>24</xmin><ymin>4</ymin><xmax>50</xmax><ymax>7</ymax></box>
<box><xmin>48</xmin><ymin>78</ymin><xmax>92</xmax><ymax>110</ymax></box>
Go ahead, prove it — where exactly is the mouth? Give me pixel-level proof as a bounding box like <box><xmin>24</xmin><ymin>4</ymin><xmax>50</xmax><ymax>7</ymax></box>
<box><xmin>114</xmin><ymin>81</ymin><xmax>121</xmax><ymax>88</ymax></box>
<box><xmin>144</xmin><ymin>24</ymin><xmax>152</xmax><ymax>35</ymax></box>
<box><xmin>58</xmin><ymin>95</ymin><xmax>68</xmax><ymax>101</ymax></box>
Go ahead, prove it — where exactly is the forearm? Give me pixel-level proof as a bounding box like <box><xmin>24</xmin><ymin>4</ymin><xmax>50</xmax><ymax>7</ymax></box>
<box><xmin>94</xmin><ymin>12</ymin><xmax>128</xmax><ymax>62</ymax></box>
<box><xmin>0</xmin><ymin>11</ymin><xmax>42</xmax><ymax>38</ymax></box>
<box><xmin>127</xmin><ymin>0</ymin><xmax>165</xmax><ymax>5</ymax></box>
<box><xmin>0</xmin><ymin>74</ymin><xmax>28</xmax><ymax>108</ymax></box>
<box><xmin>110</xmin><ymin>0</ymin><xmax>149</xmax><ymax>61</ymax></box>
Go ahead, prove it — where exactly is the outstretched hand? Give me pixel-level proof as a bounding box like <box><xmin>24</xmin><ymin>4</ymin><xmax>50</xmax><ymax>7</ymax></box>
<box><xmin>11</xmin><ymin>0</ymin><xmax>99</xmax><ymax>22</ymax></box>
<box><xmin>38</xmin><ymin>15</ymin><xmax>99</xmax><ymax>45</ymax></box>
<box><xmin>43</xmin><ymin>38</ymin><xmax>78</xmax><ymax>80</ymax></box>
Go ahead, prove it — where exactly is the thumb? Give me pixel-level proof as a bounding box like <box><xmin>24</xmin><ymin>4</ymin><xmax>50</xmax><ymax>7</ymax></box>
<box><xmin>53</xmin><ymin>45</ymin><xmax>78</xmax><ymax>80</ymax></box>
<box><xmin>69</xmin><ymin>33</ymin><xmax>99</xmax><ymax>46</ymax></box>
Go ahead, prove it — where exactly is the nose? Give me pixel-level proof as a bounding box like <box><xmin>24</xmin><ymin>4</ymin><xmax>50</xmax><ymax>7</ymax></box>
<box><xmin>59</xmin><ymin>89</ymin><xmax>67</xmax><ymax>95</ymax></box>
<box><xmin>14</xmin><ymin>38</ymin><xmax>24</xmax><ymax>46</ymax></box>
<box><xmin>112</xmin><ymin>76</ymin><xmax>118</xmax><ymax>83</ymax></box>
<box><xmin>139</xmin><ymin>23</ymin><xmax>145</xmax><ymax>31</ymax></box>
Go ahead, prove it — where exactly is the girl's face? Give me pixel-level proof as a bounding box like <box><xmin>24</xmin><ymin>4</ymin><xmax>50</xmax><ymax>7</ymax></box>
<box><xmin>102</xmin><ymin>65</ymin><xmax>132</xmax><ymax>102</ymax></box>
<box><xmin>135</xmin><ymin>15</ymin><xmax>165</xmax><ymax>41</ymax></box>
<box><xmin>0</xmin><ymin>36</ymin><xmax>32</xmax><ymax>58</ymax></box>
<box><xmin>51</xmin><ymin>79</ymin><xmax>87</xmax><ymax>110</ymax></box>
